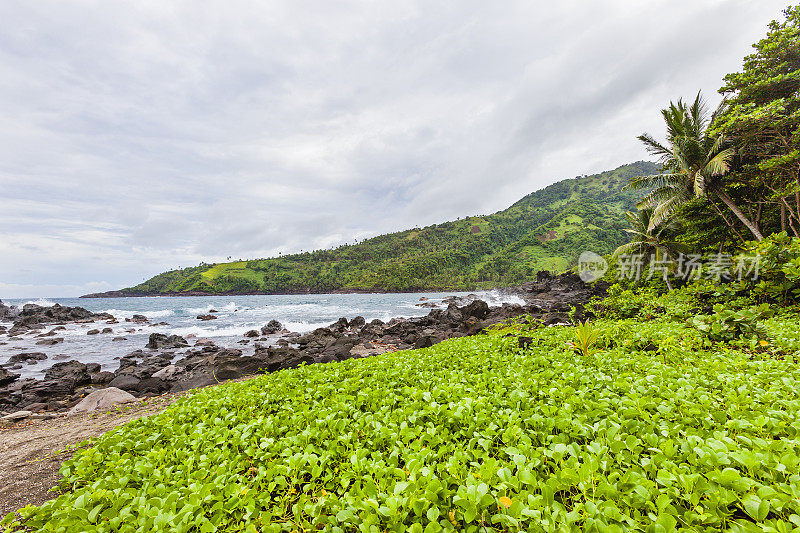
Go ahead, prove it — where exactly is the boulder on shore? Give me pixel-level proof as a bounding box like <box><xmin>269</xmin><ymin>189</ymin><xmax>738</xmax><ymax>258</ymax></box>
<box><xmin>146</xmin><ymin>333</ymin><xmax>189</xmax><ymax>350</ymax></box>
<box><xmin>260</xmin><ymin>320</ymin><xmax>283</xmax><ymax>335</ymax></box>
<box><xmin>69</xmin><ymin>387</ymin><xmax>136</xmax><ymax>414</ymax></box>
<box><xmin>7</xmin><ymin>352</ymin><xmax>47</xmax><ymax>365</ymax></box>
<box><xmin>0</xmin><ymin>299</ymin><xmax>19</xmax><ymax>320</ymax></box>
<box><xmin>43</xmin><ymin>360</ymin><xmax>92</xmax><ymax>386</ymax></box>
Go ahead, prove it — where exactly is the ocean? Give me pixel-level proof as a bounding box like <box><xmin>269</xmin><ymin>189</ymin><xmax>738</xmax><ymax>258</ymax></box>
<box><xmin>1</xmin><ymin>291</ymin><xmax>523</xmax><ymax>379</ymax></box>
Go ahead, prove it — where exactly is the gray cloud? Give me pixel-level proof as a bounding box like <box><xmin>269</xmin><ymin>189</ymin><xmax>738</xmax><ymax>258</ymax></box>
<box><xmin>0</xmin><ymin>0</ymin><xmax>788</xmax><ymax>297</ymax></box>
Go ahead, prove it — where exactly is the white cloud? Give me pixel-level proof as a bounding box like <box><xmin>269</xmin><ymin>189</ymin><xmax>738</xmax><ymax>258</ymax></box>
<box><xmin>0</xmin><ymin>0</ymin><xmax>789</xmax><ymax>296</ymax></box>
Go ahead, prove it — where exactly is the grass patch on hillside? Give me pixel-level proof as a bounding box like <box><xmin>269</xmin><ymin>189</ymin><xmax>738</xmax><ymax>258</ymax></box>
<box><xmin>6</xmin><ymin>311</ymin><xmax>800</xmax><ymax>531</ymax></box>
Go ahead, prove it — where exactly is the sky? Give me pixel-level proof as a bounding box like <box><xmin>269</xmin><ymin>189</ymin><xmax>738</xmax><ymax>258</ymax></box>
<box><xmin>0</xmin><ymin>0</ymin><xmax>790</xmax><ymax>298</ymax></box>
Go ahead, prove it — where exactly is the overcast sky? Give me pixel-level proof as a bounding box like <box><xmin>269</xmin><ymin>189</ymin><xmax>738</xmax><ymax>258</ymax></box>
<box><xmin>0</xmin><ymin>0</ymin><xmax>789</xmax><ymax>298</ymax></box>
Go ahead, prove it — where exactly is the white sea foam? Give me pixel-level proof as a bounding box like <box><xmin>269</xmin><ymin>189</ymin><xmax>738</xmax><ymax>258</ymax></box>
<box><xmin>185</xmin><ymin>302</ymin><xmax>240</xmax><ymax>314</ymax></box>
<box><xmin>24</xmin><ymin>298</ymin><xmax>56</xmax><ymax>307</ymax></box>
<box><xmin>478</xmin><ymin>290</ymin><xmax>525</xmax><ymax>307</ymax></box>
<box><xmin>151</xmin><ymin>324</ymin><xmax>256</xmax><ymax>338</ymax></box>
<box><xmin>283</xmin><ymin>320</ymin><xmax>336</xmax><ymax>333</ymax></box>
<box><xmin>103</xmin><ymin>308</ymin><xmax>175</xmax><ymax>319</ymax></box>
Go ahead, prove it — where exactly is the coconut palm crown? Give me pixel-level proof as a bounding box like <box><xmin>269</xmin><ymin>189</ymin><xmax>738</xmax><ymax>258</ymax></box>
<box><xmin>626</xmin><ymin>92</ymin><xmax>763</xmax><ymax>240</ymax></box>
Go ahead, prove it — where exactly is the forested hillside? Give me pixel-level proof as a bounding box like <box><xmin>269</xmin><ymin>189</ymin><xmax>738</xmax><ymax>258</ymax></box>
<box><xmin>95</xmin><ymin>161</ymin><xmax>658</xmax><ymax>295</ymax></box>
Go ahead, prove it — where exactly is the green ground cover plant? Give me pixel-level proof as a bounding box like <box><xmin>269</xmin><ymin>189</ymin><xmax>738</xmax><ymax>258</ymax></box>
<box><xmin>6</xmin><ymin>301</ymin><xmax>800</xmax><ymax>532</ymax></box>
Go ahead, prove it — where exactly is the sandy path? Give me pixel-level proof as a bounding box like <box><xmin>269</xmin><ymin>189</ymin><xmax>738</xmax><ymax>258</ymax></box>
<box><xmin>0</xmin><ymin>394</ymin><xmax>184</xmax><ymax>519</ymax></box>
<box><xmin>0</xmin><ymin>374</ymin><xmax>264</xmax><ymax>521</ymax></box>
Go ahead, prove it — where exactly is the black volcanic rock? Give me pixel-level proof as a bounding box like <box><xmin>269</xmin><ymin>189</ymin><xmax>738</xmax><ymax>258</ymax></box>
<box><xmin>0</xmin><ymin>367</ymin><xmax>20</xmax><ymax>387</ymax></box>
<box><xmin>0</xmin><ymin>299</ymin><xmax>19</xmax><ymax>321</ymax></box>
<box><xmin>44</xmin><ymin>360</ymin><xmax>92</xmax><ymax>386</ymax></box>
<box><xmin>12</xmin><ymin>303</ymin><xmax>113</xmax><ymax>329</ymax></box>
<box><xmin>146</xmin><ymin>333</ymin><xmax>189</xmax><ymax>350</ymax></box>
<box><xmin>7</xmin><ymin>352</ymin><xmax>48</xmax><ymax>365</ymax></box>
<box><xmin>260</xmin><ymin>320</ymin><xmax>283</xmax><ymax>335</ymax></box>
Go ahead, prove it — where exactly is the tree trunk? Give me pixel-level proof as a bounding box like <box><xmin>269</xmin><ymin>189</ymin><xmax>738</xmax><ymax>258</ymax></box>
<box><xmin>713</xmin><ymin>189</ymin><xmax>764</xmax><ymax>241</ymax></box>
<box><xmin>709</xmin><ymin>197</ymin><xmax>746</xmax><ymax>244</ymax></box>
<box><xmin>782</xmin><ymin>202</ymin><xmax>787</xmax><ymax>233</ymax></box>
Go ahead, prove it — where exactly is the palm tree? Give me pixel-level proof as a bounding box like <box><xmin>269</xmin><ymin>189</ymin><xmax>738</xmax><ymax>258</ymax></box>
<box><xmin>613</xmin><ymin>209</ymin><xmax>685</xmax><ymax>290</ymax></box>
<box><xmin>628</xmin><ymin>92</ymin><xmax>763</xmax><ymax>241</ymax></box>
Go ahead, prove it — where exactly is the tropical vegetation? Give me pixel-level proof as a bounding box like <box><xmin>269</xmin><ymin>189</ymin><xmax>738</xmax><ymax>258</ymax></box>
<box><xmin>7</xmin><ymin>267</ymin><xmax>800</xmax><ymax>531</ymax></box>
<box><xmin>6</xmin><ymin>4</ymin><xmax>800</xmax><ymax>532</ymax></box>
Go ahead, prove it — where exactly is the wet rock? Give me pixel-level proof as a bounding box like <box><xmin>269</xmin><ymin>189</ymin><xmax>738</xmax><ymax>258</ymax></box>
<box><xmin>170</xmin><ymin>348</ymin><xmax>264</xmax><ymax>391</ymax></box>
<box><xmin>252</xmin><ymin>346</ymin><xmax>314</xmax><ymax>373</ymax></box>
<box><xmin>0</xmin><ymin>367</ymin><xmax>20</xmax><ymax>386</ymax></box>
<box><xmin>136</xmin><ymin>377</ymin><xmax>169</xmax><ymax>394</ymax></box>
<box><xmin>196</xmin><ymin>314</ymin><xmax>218</xmax><ymax>321</ymax></box>
<box><xmin>91</xmin><ymin>371</ymin><xmax>115</xmax><ymax>384</ymax></box>
<box><xmin>87</xmin><ymin>329</ymin><xmax>100</xmax><ymax>335</ymax></box>
<box><xmin>20</xmin><ymin>380</ymin><xmax>77</xmax><ymax>404</ymax></box>
<box><xmin>244</xmin><ymin>330</ymin><xmax>259</xmax><ymax>338</ymax></box>
<box><xmin>146</xmin><ymin>333</ymin><xmax>189</xmax><ymax>350</ymax></box>
<box><xmin>108</xmin><ymin>374</ymin><xmax>140</xmax><ymax>391</ymax></box>
<box><xmin>349</xmin><ymin>316</ymin><xmax>366</xmax><ymax>329</ymax></box>
<box><xmin>461</xmin><ymin>300</ymin><xmax>490</xmax><ymax>320</ymax></box>
<box><xmin>7</xmin><ymin>352</ymin><xmax>47</xmax><ymax>365</ymax></box>
<box><xmin>0</xmin><ymin>299</ymin><xmax>20</xmax><ymax>320</ymax></box>
<box><xmin>260</xmin><ymin>320</ymin><xmax>283</xmax><ymax>335</ymax></box>
<box><xmin>44</xmin><ymin>361</ymin><xmax>92</xmax><ymax>386</ymax></box>
<box><xmin>126</xmin><ymin>315</ymin><xmax>148</xmax><ymax>323</ymax></box>
<box><xmin>12</xmin><ymin>304</ymin><xmax>113</xmax><ymax>329</ymax></box>
<box><xmin>112</xmin><ymin>336</ymin><xmax>127</xmax><ymax>341</ymax></box>
<box><xmin>330</xmin><ymin>317</ymin><xmax>349</xmax><ymax>333</ymax></box>
<box><xmin>35</xmin><ymin>338</ymin><xmax>63</xmax><ymax>345</ymax></box>
<box><xmin>102</xmin><ymin>327</ymin><xmax>113</xmax><ymax>334</ymax></box>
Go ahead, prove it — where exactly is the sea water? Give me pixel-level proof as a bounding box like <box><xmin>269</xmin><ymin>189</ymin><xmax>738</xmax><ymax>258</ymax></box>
<box><xmin>0</xmin><ymin>291</ymin><xmax>523</xmax><ymax>379</ymax></box>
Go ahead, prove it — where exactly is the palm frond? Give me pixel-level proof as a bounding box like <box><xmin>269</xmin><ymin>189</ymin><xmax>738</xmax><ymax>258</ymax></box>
<box><xmin>612</xmin><ymin>241</ymin><xmax>643</xmax><ymax>258</ymax></box>
<box><xmin>636</xmin><ymin>133</ymin><xmax>673</xmax><ymax>160</ymax></box>
<box><xmin>704</xmin><ymin>146</ymin><xmax>735</xmax><ymax>176</ymax></box>
<box><xmin>649</xmin><ymin>195</ymin><xmax>686</xmax><ymax>230</ymax></box>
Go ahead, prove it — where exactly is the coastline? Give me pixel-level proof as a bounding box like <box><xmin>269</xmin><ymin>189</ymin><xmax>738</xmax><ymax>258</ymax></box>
<box><xmin>2</xmin><ymin>272</ymin><xmax>598</xmax><ymax>418</ymax></box>
<box><xmin>79</xmin><ymin>286</ymin><xmax>484</xmax><ymax>298</ymax></box>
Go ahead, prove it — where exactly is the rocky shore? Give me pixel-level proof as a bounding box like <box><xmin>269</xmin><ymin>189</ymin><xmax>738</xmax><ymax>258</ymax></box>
<box><xmin>1</xmin><ymin>272</ymin><xmax>606</xmax><ymax>421</ymax></box>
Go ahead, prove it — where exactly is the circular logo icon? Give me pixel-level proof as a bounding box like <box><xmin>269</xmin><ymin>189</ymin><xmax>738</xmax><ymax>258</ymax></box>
<box><xmin>577</xmin><ymin>251</ymin><xmax>608</xmax><ymax>282</ymax></box>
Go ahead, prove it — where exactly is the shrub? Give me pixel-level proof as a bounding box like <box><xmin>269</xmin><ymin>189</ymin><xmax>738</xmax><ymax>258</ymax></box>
<box><xmin>688</xmin><ymin>303</ymin><xmax>771</xmax><ymax>343</ymax></box>
<box><xmin>740</xmin><ymin>232</ymin><xmax>800</xmax><ymax>304</ymax></box>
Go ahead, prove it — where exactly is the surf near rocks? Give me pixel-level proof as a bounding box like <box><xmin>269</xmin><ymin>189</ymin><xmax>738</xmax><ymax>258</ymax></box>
<box><xmin>0</xmin><ymin>273</ymin><xmax>606</xmax><ymax>419</ymax></box>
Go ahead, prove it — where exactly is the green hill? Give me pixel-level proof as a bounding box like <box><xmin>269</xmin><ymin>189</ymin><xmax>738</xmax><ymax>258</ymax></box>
<box><xmin>98</xmin><ymin>161</ymin><xmax>658</xmax><ymax>296</ymax></box>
